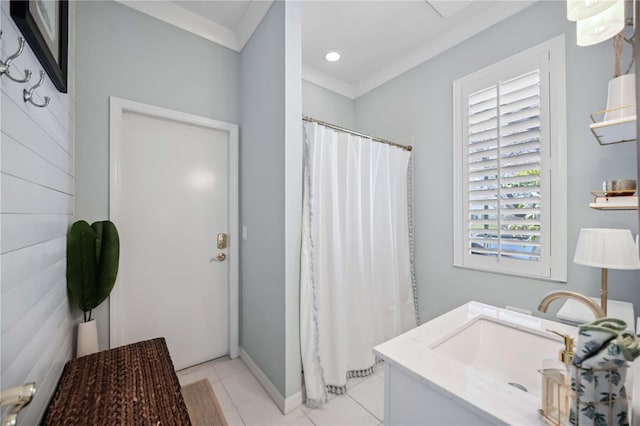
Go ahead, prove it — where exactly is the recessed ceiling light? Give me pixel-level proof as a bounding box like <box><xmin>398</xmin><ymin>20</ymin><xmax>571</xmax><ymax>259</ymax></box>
<box><xmin>325</xmin><ymin>51</ymin><xmax>341</xmax><ymax>62</ymax></box>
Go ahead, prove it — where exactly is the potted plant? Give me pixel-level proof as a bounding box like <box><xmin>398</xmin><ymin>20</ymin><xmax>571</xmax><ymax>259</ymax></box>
<box><xmin>66</xmin><ymin>220</ymin><xmax>120</xmax><ymax>357</ymax></box>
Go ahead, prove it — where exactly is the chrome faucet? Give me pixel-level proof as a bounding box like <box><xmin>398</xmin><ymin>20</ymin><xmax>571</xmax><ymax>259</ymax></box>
<box><xmin>537</xmin><ymin>290</ymin><xmax>606</xmax><ymax>319</ymax></box>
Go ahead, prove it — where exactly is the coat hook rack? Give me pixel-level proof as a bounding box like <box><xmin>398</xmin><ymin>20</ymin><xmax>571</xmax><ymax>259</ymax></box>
<box><xmin>23</xmin><ymin>70</ymin><xmax>50</xmax><ymax>108</ymax></box>
<box><xmin>0</xmin><ymin>31</ymin><xmax>32</xmax><ymax>83</ymax></box>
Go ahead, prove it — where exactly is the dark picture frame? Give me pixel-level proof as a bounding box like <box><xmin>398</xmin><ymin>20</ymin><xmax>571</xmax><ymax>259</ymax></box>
<box><xmin>10</xmin><ymin>0</ymin><xmax>68</xmax><ymax>93</ymax></box>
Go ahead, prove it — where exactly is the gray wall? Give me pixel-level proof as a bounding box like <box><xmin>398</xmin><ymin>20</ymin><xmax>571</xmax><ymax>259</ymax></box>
<box><xmin>302</xmin><ymin>80</ymin><xmax>355</xmax><ymax>128</ymax></box>
<box><xmin>283</xmin><ymin>3</ymin><xmax>303</xmax><ymax>399</ymax></box>
<box><xmin>355</xmin><ymin>0</ymin><xmax>640</xmax><ymax>321</ymax></box>
<box><xmin>0</xmin><ymin>3</ymin><xmax>76</xmax><ymax>423</ymax></box>
<box><xmin>240</xmin><ymin>0</ymin><xmax>302</xmax><ymax>399</ymax></box>
<box><xmin>240</xmin><ymin>0</ymin><xmax>286</xmax><ymax>397</ymax></box>
<box><xmin>75</xmin><ymin>0</ymin><xmax>240</xmax><ymax>350</ymax></box>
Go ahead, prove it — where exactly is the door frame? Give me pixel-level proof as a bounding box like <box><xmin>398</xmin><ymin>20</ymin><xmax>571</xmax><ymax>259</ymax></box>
<box><xmin>108</xmin><ymin>96</ymin><xmax>239</xmax><ymax>359</ymax></box>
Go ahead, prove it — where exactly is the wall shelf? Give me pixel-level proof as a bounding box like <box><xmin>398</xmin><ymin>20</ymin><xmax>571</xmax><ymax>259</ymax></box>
<box><xmin>589</xmin><ymin>203</ymin><xmax>638</xmax><ymax>210</ymax></box>
<box><xmin>589</xmin><ymin>108</ymin><xmax>636</xmax><ymax>145</ymax></box>
<box><xmin>589</xmin><ymin>194</ymin><xmax>638</xmax><ymax>210</ymax></box>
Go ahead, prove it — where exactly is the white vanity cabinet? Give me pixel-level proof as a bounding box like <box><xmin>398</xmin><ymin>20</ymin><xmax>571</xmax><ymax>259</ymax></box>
<box><xmin>382</xmin><ymin>362</ymin><xmax>495</xmax><ymax>425</ymax></box>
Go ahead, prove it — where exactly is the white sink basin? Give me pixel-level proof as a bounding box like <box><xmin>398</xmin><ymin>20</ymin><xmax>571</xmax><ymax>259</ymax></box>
<box><xmin>374</xmin><ymin>301</ymin><xmax>579</xmax><ymax>425</ymax></box>
<box><xmin>431</xmin><ymin>316</ymin><xmax>562</xmax><ymax>397</ymax></box>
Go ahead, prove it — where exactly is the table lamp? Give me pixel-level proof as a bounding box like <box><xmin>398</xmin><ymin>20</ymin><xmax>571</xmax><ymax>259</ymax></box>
<box><xmin>574</xmin><ymin>228</ymin><xmax>640</xmax><ymax>315</ymax></box>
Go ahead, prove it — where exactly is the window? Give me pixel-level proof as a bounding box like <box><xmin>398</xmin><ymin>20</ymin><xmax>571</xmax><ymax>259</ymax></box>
<box><xmin>453</xmin><ymin>35</ymin><xmax>567</xmax><ymax>281</ymax></box>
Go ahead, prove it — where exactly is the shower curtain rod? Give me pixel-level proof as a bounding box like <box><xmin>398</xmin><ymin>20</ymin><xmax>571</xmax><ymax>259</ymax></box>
<box><xmin>302</xmin><ymin>116</ymin><xmax>412</xmax><ymax>152</ymax></box>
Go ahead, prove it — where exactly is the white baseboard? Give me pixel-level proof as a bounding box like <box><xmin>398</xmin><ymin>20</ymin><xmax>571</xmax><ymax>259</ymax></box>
<box><xmin>239</xmin><ymin>347</ymin><xmax>303</xmax><ymax>414</ymax></box>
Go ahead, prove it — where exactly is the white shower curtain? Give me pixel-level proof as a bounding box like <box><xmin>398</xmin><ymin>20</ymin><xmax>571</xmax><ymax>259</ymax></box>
<box><xmin>300</xmin><ymin>122</ymin><xmax>417</xmax><ymax>407</ymax></box>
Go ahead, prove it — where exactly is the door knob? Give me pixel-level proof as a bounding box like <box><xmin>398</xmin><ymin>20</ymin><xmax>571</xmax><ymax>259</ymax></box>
<box><xmin>210</xmin><ymin>253</ymin><xmax>226</xmax><ymax>262</ymax></box>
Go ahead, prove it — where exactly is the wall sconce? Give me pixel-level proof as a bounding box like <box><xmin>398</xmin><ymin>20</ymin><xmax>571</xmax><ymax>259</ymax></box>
<box><xmin>567</xmin><ymin>0</ymin><xmax>617</xmax><ymax>21</ymax></box>
<box><xmin>573</xmin><ymin>228</ymin><xmax>640</xmax><ymax>315</ymax></box>
<box><xmin>567</xmin><ymin>0</ymin><xmax>625</xmax><ymax>46</ymax></box>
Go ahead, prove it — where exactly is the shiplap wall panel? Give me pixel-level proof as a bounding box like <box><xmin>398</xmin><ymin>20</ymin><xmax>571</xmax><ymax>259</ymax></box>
<box><xmin>1</xmin><ymin>238</ymin><xmax>66</xmax><ymax>294</ymax></box>
<box><xmin>19</xmin><ymin>324</ymin><xmax>72</xmax><ymax>426</ymax></box>
<box><xmin>0</xmin><ymin>88</ymin><xmax>73</xmax><ymax>156</ymax></box>
<box><xmin>2</xmin><ymin>94</ymin><xmax>72</xmax><ymax>173</ymax></box>
<box><xmin>1</xmin><ymin>281</ymin><xmax>68</xmax><ymax>386</ymax></box>
<box><xmin>1</xmin><ymin>214</ymin><xmax>70</xmax><ymax>254</ymax></box>
<box><xmin>2</xmin><ymin>134</ymin><xmax>74</xmax><ymax>193</ymax></box>
<box><xmin>2</xmin><ymin>175</ymin><xmax>74</xmax><ymax>214</ymax></box>
<box><xmin>1</xmin><ymin>1</ymin><xmax>75</xmax><ymax>423</ymax></box>
<box><xmin>1</xmin><ymin>261</ymin><xmax>66</xmax><ymax>336</ymax></box>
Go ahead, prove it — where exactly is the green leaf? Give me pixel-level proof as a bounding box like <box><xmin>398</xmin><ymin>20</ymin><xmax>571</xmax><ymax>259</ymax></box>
<box><xmin>66</xmin><ymin>220</ymin><xmax>120</xmax><ymax>319</ymax></box>
<box><xmin>92</xmin><ymin>221</ymin><xmax>120</xmax><ymax>309</ymax></box>
<box><xmin>66</xmin><ymin>221</ymin><xmax>98</xmax><ymax>313</ymax></box>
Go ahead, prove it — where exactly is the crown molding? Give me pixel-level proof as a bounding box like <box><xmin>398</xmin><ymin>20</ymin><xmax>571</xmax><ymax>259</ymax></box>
<box><xmin>302</xmin><ymin>65</ymin><xmax>355</xmax><ymax>100</ymax></box>
<box><xmin>115</xmin><ymin>0</ymin><xmax>272</xmax><ymax>52</ymax></box>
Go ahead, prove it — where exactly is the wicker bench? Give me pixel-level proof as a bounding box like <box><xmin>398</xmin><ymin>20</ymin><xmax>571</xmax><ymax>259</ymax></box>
<box><xmin>43</xmin><ymin>337</ymin><xmax>191</xmax><ymax>425</ymax></box>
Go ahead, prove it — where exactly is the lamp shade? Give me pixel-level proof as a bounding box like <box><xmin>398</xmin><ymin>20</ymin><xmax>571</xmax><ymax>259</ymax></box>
<box><xmin>574</xmin><ymin>228</ymin><xmax>640</xmax><ymax>269</ymax></box>
<box><xmin>576</xmin><ymin>0</ymin><xmax>625</xmax><ymax>46</ymax></box>
<box><xmin>567</xmin><ymin>0</ymin><xmax>617</xmax><ymax>22</ymax></box>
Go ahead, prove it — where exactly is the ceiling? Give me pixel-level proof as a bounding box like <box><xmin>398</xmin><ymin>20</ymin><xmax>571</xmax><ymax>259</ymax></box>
<box><xmin>118</xmin><ymin>0</ymin><xmax>537</xmax><ymax>99</ymax></box>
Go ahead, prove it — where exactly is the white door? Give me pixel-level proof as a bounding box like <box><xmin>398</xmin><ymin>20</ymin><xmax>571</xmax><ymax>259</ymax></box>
<box><xmin>109</xmin><ymin>98</ymin><xmax>239</xmax><ymax>370</ymax></box>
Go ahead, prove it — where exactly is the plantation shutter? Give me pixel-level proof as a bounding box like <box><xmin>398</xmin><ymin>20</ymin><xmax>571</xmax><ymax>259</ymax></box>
<box><xmin>453</xmin><ymin>36</ymin><xmax>566</xmax><ymax>282</ymax></box>
<box><xmin>467</xmin><ymin>70</ymin><xmax>542</xmax><ymax>262</ymax></box>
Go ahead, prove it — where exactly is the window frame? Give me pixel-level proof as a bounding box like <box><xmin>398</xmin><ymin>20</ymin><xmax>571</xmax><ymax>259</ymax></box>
<box><xmin>453</xmin><ymin>35</ymin><xmax>567</xmax><ymax>282</ymax></box>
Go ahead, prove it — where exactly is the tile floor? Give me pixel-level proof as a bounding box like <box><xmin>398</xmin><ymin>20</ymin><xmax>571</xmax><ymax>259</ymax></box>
<box><xmin>177</xmin><ymin>357</ymin><xmax>385</xmax><ymax>426</ymax></box>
